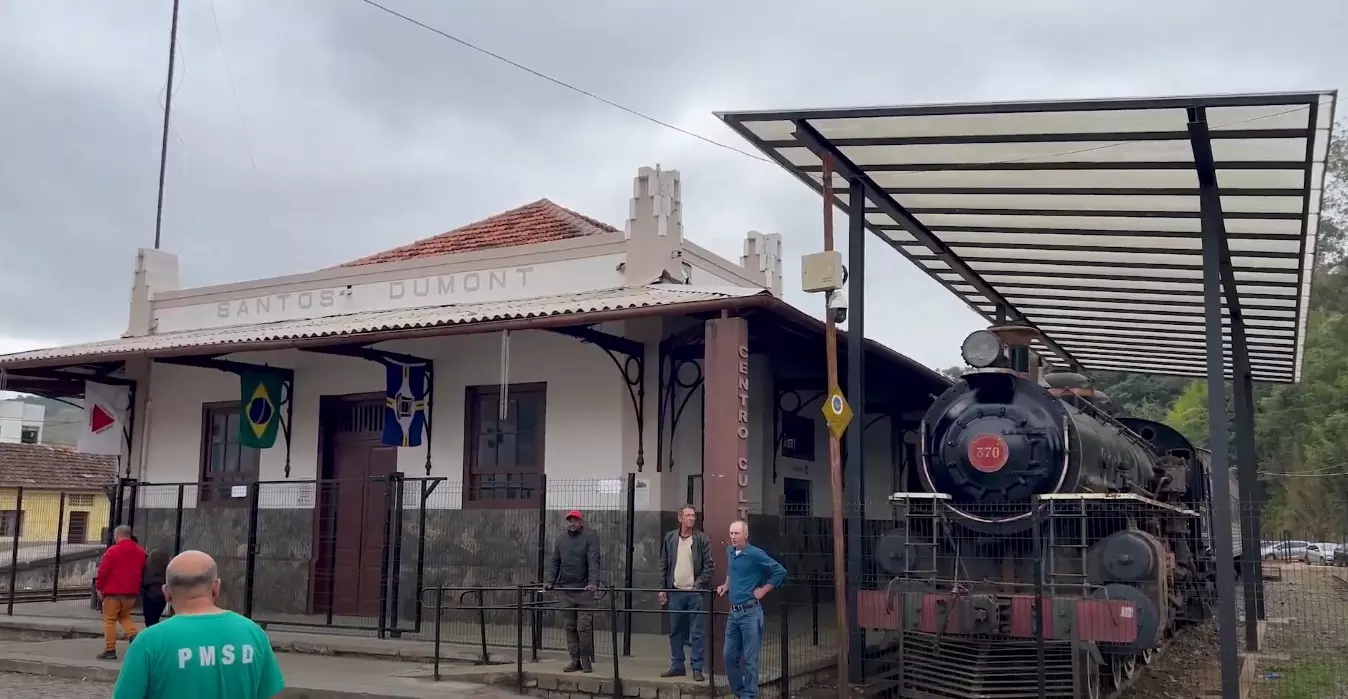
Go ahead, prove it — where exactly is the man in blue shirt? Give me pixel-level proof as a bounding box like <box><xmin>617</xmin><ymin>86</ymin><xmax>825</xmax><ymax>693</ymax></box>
<box><xmin>715</xmin><ymin>520</ymin><xmax>787</xmax><ymax>699</ymax></box>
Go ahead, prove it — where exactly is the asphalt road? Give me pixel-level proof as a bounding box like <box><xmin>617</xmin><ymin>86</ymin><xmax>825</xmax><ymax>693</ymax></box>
<box><xmin>0</xmin><ymin>672</ymin><xmax>110</xmax><ymax>698</ymax></box>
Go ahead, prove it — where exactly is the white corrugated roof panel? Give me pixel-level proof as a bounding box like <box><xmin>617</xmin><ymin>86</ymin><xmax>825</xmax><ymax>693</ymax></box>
<box><xmin>719</xmin><ymin>91</ymin><xmax>1338</xmax><ymax>383</ymax></box>
<box><xmin>0</xmin><ymin>285</ymin><xmax>769</xmax><ymax>367</ymax></box>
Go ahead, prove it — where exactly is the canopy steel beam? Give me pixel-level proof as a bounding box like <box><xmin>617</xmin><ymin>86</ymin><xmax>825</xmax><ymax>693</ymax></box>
<box><xmin>1189</xmin><ymin>106</ymin><xmax>1241</xmax><ymax>699</ymax></box>
<box><xmin>790</xmin><ymin>120</ymin><xmax>1083</xmax><ymax>372</ymax></box>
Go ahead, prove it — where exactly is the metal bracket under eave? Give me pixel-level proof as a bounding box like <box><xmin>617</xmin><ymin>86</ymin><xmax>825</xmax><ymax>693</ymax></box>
<box><xmin>6</xmin><ymin>364</ymin><xmax>141</xmax><ymax>467</ymax></box>
<box><xmin>299</xmin><ymin>344</ymin><xmax>436</xmax><ymax>476</ymax></box>
<box><xmin>549</xmin><ymin>326</ymin><xmax>647</xmax><ymax>471</ymax></box>
<box><xmin>656</xmin><ymin>330</ymin><xmax>704</xmax><ymax>473</ymax></box>
<box><xmin>154</xmin><ymin>355</ymin><xmax>296</xmax><ymax>478</ymax></box>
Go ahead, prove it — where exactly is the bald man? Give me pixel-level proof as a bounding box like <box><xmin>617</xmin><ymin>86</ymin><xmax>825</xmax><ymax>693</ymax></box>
<box><xmin>112</xmin><ymin>551</ymin><xmax>285</xmax><ymax>699</ymax></box>
<box><xmin>715</xmin><ymin>520</ymin><xmax>786</xmax><ymax>699</ymax></box>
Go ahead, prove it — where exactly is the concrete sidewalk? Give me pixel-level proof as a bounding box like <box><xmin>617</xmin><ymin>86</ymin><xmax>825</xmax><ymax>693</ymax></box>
<box><xmin>0</xmin><ymin>638</ymin><xmax>514</xmax><ymax>699</ymax></box>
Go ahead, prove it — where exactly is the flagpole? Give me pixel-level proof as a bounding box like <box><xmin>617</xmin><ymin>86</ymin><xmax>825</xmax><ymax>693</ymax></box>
<box><xmin>153</xmin><ymin>0</ymin><xmax>182</xmax><ymax>250</ymax></box>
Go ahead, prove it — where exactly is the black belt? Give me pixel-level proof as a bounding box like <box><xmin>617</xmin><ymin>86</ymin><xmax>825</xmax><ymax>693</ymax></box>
<box><xmin>729</xmin><ymin>599</ymin><xmax>759</xmax><ymax>612</ymax></box>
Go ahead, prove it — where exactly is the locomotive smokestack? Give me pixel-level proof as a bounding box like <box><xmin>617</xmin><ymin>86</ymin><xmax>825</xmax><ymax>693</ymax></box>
<box><xmin>986</xmin><ymin>324</ymin><xmax>1040</xmax><ymax>378</ymax></box>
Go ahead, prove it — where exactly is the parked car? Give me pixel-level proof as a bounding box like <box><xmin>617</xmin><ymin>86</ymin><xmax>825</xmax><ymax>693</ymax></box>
<box><xmin>1261</xmin><ymin>541</ymin><xmax>1312</xmax><ymax>561</ymax></box>
<box><xmin>1304</xmin><ymin>543</ymin><xmax>1339</xmax><ymax>565</ymax></box>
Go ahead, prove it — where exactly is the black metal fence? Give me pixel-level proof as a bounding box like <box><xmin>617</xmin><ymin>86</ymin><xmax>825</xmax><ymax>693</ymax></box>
<box><xmin>8</xmin><ymin>479</ymin><xmax>1348</xmax><ymax>698</ymax></box>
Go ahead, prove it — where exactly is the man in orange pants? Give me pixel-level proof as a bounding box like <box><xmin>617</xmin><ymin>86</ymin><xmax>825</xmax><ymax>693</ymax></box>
<box><xmin>95</xmin><ymin>525</ymin><xmax>147</xmax><ymax>660</ymax></box>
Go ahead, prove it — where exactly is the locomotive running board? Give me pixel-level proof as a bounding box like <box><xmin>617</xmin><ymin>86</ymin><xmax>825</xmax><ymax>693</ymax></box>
<box><xmin>1036</xmin><ymin>492</ymin><xmax>1199</xmax><ymax>516</ymax></box>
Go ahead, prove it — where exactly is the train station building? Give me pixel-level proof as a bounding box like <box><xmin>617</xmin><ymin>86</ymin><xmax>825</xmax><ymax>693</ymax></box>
<box><xmin>0</xmin><ymin>164</ymin><xmax>946</xmax><ymax>625</ymax></box>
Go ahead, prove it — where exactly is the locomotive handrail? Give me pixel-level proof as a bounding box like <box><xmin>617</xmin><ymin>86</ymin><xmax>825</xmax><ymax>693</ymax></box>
<box><xmin>1059</xmin><ymin>390</ymin><xmax>1158</xmax><ymax>456</ymax></box>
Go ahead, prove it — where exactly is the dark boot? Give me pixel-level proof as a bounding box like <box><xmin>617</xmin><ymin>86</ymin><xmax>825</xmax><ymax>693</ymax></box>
<box><xmin>96</xmin><ymin>650</ymin><xmax>117</xmax><ymax>661</ymax></box>
<box><xmin>563</xmin><ymin>657</ymin><xmax>582</xmax><ymax>673</ymax></box>
<box><xmin>580</xmin><ymin>656</ymin><xmax>593</xmax><ymax>673</ymax></box>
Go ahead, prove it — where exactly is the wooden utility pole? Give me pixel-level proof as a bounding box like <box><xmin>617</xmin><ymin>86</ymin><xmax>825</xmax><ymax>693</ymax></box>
<box><xmin>820</xmin><ymin>158</ymin><xmax>850</xmax><ymax>699</ymax></box>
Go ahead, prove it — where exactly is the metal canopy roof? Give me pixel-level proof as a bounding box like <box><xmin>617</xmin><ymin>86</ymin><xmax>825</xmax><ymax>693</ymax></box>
<box><xmin>719</xmin><ymin>91</ymin><xmax>1338</xmax><ymax>383</ymax></box>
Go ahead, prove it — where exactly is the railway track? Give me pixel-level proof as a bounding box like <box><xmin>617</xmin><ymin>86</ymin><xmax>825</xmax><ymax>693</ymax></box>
<box><xmin>2</xmin><ymin>588</ymin><xmax>90</xmax><ymax>604</ymax></box>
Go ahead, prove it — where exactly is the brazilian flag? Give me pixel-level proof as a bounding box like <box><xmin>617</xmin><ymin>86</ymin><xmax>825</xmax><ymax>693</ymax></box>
<box><xmin>239</xmin><ymin>371</ymin><xmax>283</xmax><ymax>449</ymax></box>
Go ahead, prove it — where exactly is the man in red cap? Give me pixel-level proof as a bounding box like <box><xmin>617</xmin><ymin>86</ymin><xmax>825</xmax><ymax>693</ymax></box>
<box><xmin>544</xmin><ymin>510</ymin><xmax>602</xmax><ymax>672</ymax></box>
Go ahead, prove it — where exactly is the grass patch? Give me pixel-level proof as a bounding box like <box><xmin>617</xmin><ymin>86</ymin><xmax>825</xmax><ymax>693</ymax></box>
<box><xmin>1259</xmin><ymin>657</ymin><xmax>1348</xmax><ymax>699</ymax></box>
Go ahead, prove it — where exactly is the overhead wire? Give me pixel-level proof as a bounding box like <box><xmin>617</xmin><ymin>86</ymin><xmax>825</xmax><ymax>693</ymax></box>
<box><xmin>354</xmin><ymin>0</ymin><xmax>771</xmax><ymax>163</ymax></box>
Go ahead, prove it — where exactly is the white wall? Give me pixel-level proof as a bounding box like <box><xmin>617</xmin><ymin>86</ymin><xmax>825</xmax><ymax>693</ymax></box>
<box><xmin>138</xmin><ymin>328</ymin><xmax>629</xmax><ymax>509</ymax></box>
<box><xmin>0</xmin><ymin>401</ymin><xmax>44</xmax><ymax>444</ymax></box>
<box><xmin>655</xmin><ymin>356</ymin><xmax>904</xmax><ymax>521</ymax></box>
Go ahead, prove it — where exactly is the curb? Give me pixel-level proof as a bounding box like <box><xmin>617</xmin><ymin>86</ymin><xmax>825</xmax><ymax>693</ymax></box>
<box><xmin>0</xmin><ymin>619</ymin><xmax>509</xmax><ymax>665</ymax></box>
<box><xmin>0</xmin><ymin>654</ymin><xmax>446</xmax><ymax>699</ymax></box>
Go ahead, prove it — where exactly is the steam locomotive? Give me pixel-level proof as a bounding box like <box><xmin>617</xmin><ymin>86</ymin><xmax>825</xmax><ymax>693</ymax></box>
<box><xmin>864</xmin><ymin>325</ymin><xmax>1240</xmax><ymax>699</ymax></box>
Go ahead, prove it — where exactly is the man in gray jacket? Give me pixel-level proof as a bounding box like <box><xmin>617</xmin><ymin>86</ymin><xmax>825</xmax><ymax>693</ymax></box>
<box><xmin>545</xmin><ymin>510</ymin><xmax>602</xmax><ymax>673</ymax></box>
<box><xmin>657</xmin><ymin>504</ymin><xmax>713</xmax><ymax>680</ymax></box>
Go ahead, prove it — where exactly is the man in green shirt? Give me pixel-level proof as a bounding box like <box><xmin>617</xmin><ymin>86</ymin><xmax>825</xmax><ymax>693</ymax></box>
<box><xmin>112</xmin><ymin>550</ymin><xmax>285</xmax><ymax>699</ymax></box>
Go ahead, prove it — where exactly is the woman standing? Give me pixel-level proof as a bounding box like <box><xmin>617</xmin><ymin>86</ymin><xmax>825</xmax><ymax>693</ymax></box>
<box><xmin>141</xmin><ymin>549</ymin><xmax>171</xmax><ymax>627</ymax></box>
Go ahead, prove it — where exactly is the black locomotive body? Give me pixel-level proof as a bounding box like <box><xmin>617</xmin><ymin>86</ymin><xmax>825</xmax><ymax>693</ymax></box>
<box><xmin>866</xmin><ymin>353</ymin><xmax>1237</xmax><ymax>699</ymax></box>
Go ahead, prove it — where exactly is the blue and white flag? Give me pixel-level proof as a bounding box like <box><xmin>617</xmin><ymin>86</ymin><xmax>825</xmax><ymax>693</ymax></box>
<box><xmin>380</xmin><ymin>359</ymin><xmax>430</xmax><ymax>447</ymax></box>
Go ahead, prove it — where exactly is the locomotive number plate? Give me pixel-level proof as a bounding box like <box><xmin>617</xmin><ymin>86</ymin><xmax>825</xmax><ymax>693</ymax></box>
<box><xmin>967</xmin><ymin>434</ymin><xmax>1010</xmax><ymax>472</ymax></box>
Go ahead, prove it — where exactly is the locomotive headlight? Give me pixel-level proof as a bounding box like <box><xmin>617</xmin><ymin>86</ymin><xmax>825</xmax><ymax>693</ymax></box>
<box><xmin>961</xmin><ymin>330</ymin><xmax>1003</xmax><ymax>368</ymax></box>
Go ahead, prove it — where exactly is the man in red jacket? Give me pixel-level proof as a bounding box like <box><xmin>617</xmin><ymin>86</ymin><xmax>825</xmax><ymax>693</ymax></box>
<box><xmin>96</xmin><ymin>525</ymin><xmax>147</xmax><ymax>660</ymax></box>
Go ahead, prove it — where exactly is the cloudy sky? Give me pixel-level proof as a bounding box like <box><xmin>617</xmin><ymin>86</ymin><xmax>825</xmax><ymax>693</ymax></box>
<box><xmin>1</xmin><ymin>0</ymin><xmax>1344</xmax><ymax>371</ymax></box>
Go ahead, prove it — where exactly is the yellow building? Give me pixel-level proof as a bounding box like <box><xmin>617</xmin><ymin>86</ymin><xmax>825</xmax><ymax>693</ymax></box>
<box><xmin>0</xmin><ymin>443</ymin><xmax>116</xmax><ymax>546</ymax></box>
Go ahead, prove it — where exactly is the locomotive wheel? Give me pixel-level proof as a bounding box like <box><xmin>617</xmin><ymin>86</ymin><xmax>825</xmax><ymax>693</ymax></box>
<box><xmin>1121</xmin><ymin>654</ymin><xmax>1138</xmax><ymax>681</ymax></box>
<box><xmin>1083</xmin><ymin>656</ymin><xmax>1103</xmax><ymax>699</ymax></box>
<box><xmin>1141</xmin><ymin>647</ymin><xmax>1156</xmax><ymax>665</ymax></box>
<box><xmin>1109</xmin><ymin>656</ymin><xmax>1125</xmax><ymax>689</ymax></box>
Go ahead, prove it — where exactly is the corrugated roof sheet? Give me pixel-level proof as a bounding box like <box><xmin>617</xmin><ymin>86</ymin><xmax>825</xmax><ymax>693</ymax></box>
<box><xmin>0</xmin><ymin>285</ymin><xmax>768</xmax><ymax>366</ymax></box>
<box><xmin>719</xmin><ymin>91</ymin><xmax>1337</xmax><ymax>383</ymax></box>
<box><xmin>0</xmin><ymin>443</ymin><xmax>117</xmax><ymax>491</ymax></box>
<box><xmin>341</xmin><ymin>199</ymin><xmax>619</xmax><ymax>267</ymax></box>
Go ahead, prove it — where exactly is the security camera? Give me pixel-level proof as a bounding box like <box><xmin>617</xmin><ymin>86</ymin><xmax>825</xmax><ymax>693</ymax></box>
<box><xmin>827</xmin><ymin>290</ymin><xmax>848</xmax><ymax>325</ymax></box>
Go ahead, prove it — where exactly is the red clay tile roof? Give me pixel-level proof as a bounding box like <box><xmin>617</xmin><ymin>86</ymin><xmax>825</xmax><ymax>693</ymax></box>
<box><xmin>341</xmin><ymin>199</ymin><xmax>620</xmax><ymax>267</ymax></box>
<box><xmin>0</xmin><ymin>443</ymin><xmax>117</xmax><ymax>491</ymax></box>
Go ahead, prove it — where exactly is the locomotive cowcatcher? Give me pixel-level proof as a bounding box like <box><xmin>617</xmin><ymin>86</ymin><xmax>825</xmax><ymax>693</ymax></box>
<box><xmin>859</xmin><ymin>325</ymin><xmax>1241</xmax><ymax>699</ymax></box>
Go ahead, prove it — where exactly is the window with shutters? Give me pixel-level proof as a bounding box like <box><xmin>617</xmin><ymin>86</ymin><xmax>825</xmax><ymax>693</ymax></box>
<box><xmin>463</xmin><ymin>383</ymin><xmax>546</xmax><ymax>508</ymax></box>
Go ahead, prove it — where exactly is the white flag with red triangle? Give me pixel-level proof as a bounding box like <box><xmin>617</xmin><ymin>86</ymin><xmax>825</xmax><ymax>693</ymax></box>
<box><xmin>78</xmin><ymin>381</ymin><xmax>130</xmax><ymax>456</ymax></box>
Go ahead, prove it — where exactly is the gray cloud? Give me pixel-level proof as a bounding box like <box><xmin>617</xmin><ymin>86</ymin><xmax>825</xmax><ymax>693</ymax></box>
<box><xmin>1</xmin><ymin>0</ymin><xmax>1345</xmax><ymax>371</ymax></box>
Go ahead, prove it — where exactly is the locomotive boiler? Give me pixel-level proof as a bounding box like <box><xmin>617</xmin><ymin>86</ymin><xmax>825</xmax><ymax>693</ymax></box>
<box><xmin>864</xmin><ymin>325</ymin><xmax>1236</xmax><ymax>699</ymax></box>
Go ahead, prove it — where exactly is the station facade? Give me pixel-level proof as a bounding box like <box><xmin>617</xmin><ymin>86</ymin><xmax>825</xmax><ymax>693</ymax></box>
<box><xmin>0</xmin><ymin>165</ymin><xmax>946</xmax><ymax>620</ymax></box>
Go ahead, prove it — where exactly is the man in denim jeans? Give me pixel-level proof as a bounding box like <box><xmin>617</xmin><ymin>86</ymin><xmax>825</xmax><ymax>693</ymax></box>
<box><xmin>658</xmin><ymin>505</ymin><xmax>714</xmax><ymax>681</ymax></box>
<box><xmin>715</xmin><ymin>520</ymin><xmax>787</xmax><ymax>699</ymax></box>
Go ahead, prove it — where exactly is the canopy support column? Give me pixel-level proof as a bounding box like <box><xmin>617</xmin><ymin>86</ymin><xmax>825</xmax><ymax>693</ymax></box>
<box><xmin>1188</xmin><ymin>106</ymin><xmax>1241</xmax><ymax>699</ymax></box>
<box><xmin>844</xmin><ymin>179</ymin><xmax>866</xmax><ymax>683</ymax></box>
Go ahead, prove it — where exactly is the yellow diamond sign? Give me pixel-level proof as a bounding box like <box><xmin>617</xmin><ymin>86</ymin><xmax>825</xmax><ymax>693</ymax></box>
<box><xmin>822</xmin><ymin>387</ymin><xmax>853</xmax><ymax>440</ymax></box>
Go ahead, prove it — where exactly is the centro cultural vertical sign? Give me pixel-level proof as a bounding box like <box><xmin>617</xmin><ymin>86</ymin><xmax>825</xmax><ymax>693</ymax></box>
<box><xmin>704</xmin><ymin>316</ymin><xmax>750</xmax><ymax>569</ymax></box>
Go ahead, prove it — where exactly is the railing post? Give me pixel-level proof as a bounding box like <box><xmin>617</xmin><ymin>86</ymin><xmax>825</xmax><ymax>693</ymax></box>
<box><xmin>622</xmin><ymin>473</ymin><xmax>636</xmax><ymax>656</ymax></box>
<box><xmin>413</xmin><ymin>479</ymin><xmax>429</xmax><ymax>633</ymax></box>
<box><xmin>609</xmin><ymin>587</ymin><xmax>620</xmax><ymax>699</ymax></box>
<box><xmin>108</xmin><ymin>480</ymin><xmax>124</xmax><ymax>545</ymax></box>
<box><xmin>705</xmin><ymin>588</ymin><xmax>716</xmax><ymax>699</ymax></box>
<box><xmin>533</xmin><ymin>474</ymin><xmax>547</xmax><ymax>657</ymax></box>
<box><xmin>243</xmin><ymin>482</ymin><xmax>260</xmax><ymax>619</ymax></box>
<box><xmin>387</xmin><ymin>472</ymin><xmax>407</xmax><ymax>637</ymax></box>
<box><xmin>127</xmin><ymin>481</ymin><xmax>140</xmax><ymax>532</ymax></box>
<box><xmin>377</xmin><ymin>474</ymin><xmax>396</xmax><ymax>639</ymax></box>
<box><xmin>323</xmin><ymin>479</ymin><xmax>339</xmax><ymax>626</ymax></box>
<box><xmin>52</xmin><ymin>492</ymin><xmax>66</xmax><ymax>602</ymax></box>
<box><xmin>173</xmin><ymin>485</ymin><xmax>184</xmax><ymax>554</ymax></box>
<box><xmin>7</xmin><ymin>487</ymin><xmax>23</xmax><ymax>616</ymax></box>
<box><xmin>516</xmin><ymin>585</ymin><xmax>526</xmax><ymax>695</ymax></box>
<box><xmin>433</xmin><ymin>585</ymin><xmax>444</xmax><ymax>682</ymax></box>
<box><xmin>1032</xmin><ymin>496</ymin><xmax>1046</xmax><ymax>699</ymax></box>
<box><xmin>780</xmin><ymin>601</ymin><xmax>791</xmax><ymax>699</ymax></box>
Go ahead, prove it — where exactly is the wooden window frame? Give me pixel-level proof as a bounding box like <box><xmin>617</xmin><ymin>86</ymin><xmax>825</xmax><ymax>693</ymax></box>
<box><xmin>462</xmin><ymin>382</ymin><xmax>547</xmax><ymax>510</ymax></box>
<box><xmin>198</xmin><ymin>401</ymin><xmax>262</xmax><ymax>508</ymax></box>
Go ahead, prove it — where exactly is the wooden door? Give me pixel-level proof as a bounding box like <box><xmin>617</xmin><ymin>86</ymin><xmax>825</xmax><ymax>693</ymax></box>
<box><xmin>67</xmin><ymin>511</ymin><xmax>89</xmax><ymax>545</ymax></box>
<box><xmin>314</xmin><ymin>397</ymin><xmax>397</xmax><ymax>619</ymax></box>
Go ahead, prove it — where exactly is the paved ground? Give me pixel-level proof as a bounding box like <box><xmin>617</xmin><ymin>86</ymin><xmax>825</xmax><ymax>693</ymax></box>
<box><xmin>0</xmin><ymin>671</ymin><xmax>109</xmax><ymax>698</ymax></box>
